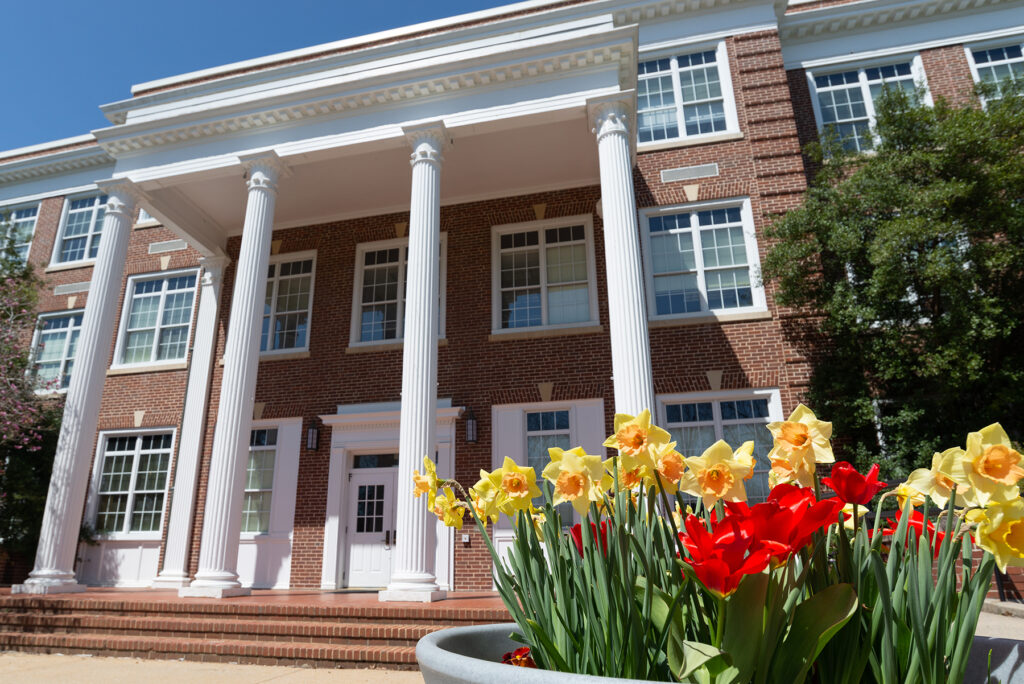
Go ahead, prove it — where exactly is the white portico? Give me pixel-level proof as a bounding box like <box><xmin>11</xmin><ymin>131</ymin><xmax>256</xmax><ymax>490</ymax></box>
<box><xmin>16</xmin><ymin>4</ymin><xmax>657</xmax><ymax>599</ymax></box>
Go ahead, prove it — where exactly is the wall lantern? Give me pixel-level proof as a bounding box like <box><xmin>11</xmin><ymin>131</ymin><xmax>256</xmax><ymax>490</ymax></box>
<box><xmin>306</xmin><ymin>423</ymin><xmax>320</xmax><ymax>451</ymax></box>
<box><xmin>465</xmin><ymin>407</ymin><xmax>478</xmax><ymax>444</ymax></box>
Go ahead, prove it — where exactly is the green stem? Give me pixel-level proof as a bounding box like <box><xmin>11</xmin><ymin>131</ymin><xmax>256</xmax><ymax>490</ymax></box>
<box><xmin>714</xmin><ymin>594</ymin><xmax>726</xmax><ymax>649</ymax></box>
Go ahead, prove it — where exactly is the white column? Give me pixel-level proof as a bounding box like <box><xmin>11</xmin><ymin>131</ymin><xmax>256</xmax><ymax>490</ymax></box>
<box><xmin>14</xmin><ymin>181</ymin><xmax>137</xmax><ymax>594</ymax></box>
<box><xmin>181</xmin><ymin>153</ymin><xmax>285</xmax><ymax>598</ymax></box>
<box><xmin>380</xmin><ymin>122</ymin><xmax>447</xmax><ymax>603</ymax></box>
<box><xmin>588</xmin><ymin>93</ymin><xmax>656</xmax><ymax>417</ymax></box>
<box><xmin>153</xmin><ymin>255</ymin><xmax>229</xmax><ymax>588</ymax></box>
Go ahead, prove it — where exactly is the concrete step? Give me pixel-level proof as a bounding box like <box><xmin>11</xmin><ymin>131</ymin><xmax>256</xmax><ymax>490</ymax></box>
<box><xmin>0</xmin><ymin>630</ymin><xmax>419</xmax><ymax>669</ymax></box>
<box><xmin>0</xmin><ymin>612</ymin><xmax>441</xmax><ymax>646</ymax></box>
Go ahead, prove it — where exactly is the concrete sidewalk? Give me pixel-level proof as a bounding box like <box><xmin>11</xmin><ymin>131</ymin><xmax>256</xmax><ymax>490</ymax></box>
<box><xmin>0</xmin><ymin>653</ymin><xmax>424</xmax><ymax>683</ymax></box>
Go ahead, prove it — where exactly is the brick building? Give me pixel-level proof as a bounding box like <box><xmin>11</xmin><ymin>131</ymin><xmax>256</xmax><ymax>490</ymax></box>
<box><xmin>1</xmin><ymin>0</ymin><xmax>1021</xmax><ymax>599</ymax></box>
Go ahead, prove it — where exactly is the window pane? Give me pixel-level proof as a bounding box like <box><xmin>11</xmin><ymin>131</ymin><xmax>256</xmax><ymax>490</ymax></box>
<box><xmin>501</xmin><ymin>289</ymin><xmax>542</xmax><ymax>328</ymax></box>
<box><xmin>650</xmin><ymin>231</ymin><xmax>696</xmax><ymax>274</ymax></box>
<box><xmin>123</xmin><ymin>330</ymin><xmax>155</xmax><ymax>364</ymax></box>
<box><xmin>546</xmin><ymin>244</ymin><xmax>587</xmax><ymax>284</ymax></box>
<box><xmin>705</xmin><ymin>268</ymin><xmax>752</xmax><ymax>310</ymax></box>
<box><xmin>668</xmin><ymin>426</ymin><xmax>716</xmax><ymax>458</ymax></box>
<box><xmin>547</xmin><ymin>284</ymin><xmax>589</xmax><ymax>324</ymax></box>
<box><xmin>653</xmin><ymin>273</ymin><xmax>702</xmax><ymax>315</ymax></box>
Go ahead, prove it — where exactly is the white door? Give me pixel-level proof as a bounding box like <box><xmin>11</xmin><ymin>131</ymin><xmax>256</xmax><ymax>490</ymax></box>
<box><xmin>345</xmin><ymin>469</ymin><xmax>397</xmax><ymax>588</ymax></box>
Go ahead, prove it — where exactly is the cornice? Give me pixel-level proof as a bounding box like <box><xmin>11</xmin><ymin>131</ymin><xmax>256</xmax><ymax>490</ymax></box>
<box><xmin>0</xmin><ymin>142</ymin><xmax>113</xmax><ymax>186</ymax></box>
<box><xmin>93</xmin><ymin>23</ymin><xmax>638</xmax><ymax>158</ymax></box>
<box><xmin>779</xmin><ymin>0</ymin><xmax>1016</xmax><ymax>42</ymax></box>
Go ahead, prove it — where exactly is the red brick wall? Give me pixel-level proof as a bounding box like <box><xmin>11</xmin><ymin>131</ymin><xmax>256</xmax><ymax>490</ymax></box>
<box><xmin>921</xmin><ymin>45</ymin><xmax>977</xmax><ymax>105</ymax></box>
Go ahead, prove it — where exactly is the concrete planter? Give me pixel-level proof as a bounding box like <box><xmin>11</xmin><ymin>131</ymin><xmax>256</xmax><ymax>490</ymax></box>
<box><xmin>417</xmin><ymin>623</ymin><xmax>1024</xmax><ymax>684</ymax></box>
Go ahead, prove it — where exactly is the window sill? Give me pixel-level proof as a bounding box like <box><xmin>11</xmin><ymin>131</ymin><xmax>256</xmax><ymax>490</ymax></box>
<box><xmin>345</xmin><ymin>338</ymin><xmax>448</xmax><ymax>354</ymax></box>
<box><xmin>259</xmin><ymin>350</ymin><xmax>311</xmax><ymax>363</ymax></box>
<box><xmin>134</xmin><ymin>219</ymin><xmax>161</xmax><ymax>229</ymax></box>
<box><xmin>488</xmin><ymin>324</ymin><xmax>604</xmax><ymax>342</ymax></box>
<box><xmin>89</xmin><ymin>534</ymin><xmax>162</xmax><ymax>543</ymax></box>
<box><xmin>638</xmin><ymin>131</ymin><xmax>744</xmax><ymax>153</ymax></box>
<box><xmin>45</xmin><ymin>260</ymin><xmax>96</xmax><ymax>273</ymax></box>
<box><xmin>107</xmin><ymin>362</ymin><xmax>188</xmax><ymax>376</ymax></box>
<box><xmin>648</xmin><ymin>309</ymin><xmax>772</xmax><ymax>328</ymax></box>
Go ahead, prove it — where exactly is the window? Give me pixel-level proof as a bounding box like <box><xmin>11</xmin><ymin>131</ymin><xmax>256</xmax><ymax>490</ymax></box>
<box><xmin>641</xmin><ymin>200</ymin><xmax>765</xmax><ymax>320</ymax></box>
<box><xmin>660</xmin><ymin>391</ymin><xmax>782</xmax><ymax>503</ymax></box>
<box><xmin>262</xmin><ymin>254</ymin><xmax>315</xmax><ymax>353</ymax></box>
<box><xmin>810</xmin><ymin>60</ymin><xmax>924</xmax><ymax>152</ymax></box>
<box><xmin>492</xmin><ymin>217</ymin><xmax>597</xmax><ymax>332</ymax></box>
<box><xmin>241</xmin><ymin>428</ymin><xmax>277</xmax><ymax>534</ymax></box>
<box><xmin>3</xmin><ymin>206</ymin><xmax>37</xmax><ymax>262</ymax></box>
<box><xmin>115</xmin><ymin>271</ymin><xmax>197</xmax><ymax>366</ymax></box>
<box><xmin>94</xmin><ymin>433</ymin><xmax>173</xmax><ymax>534</ymax></box>
<box><xmin>136</xmin><ymin>208</ymin><xmax>157</xmax><ymax>225</ymax></box>
<box><xmin>349</xmin><ymin>237</ymin><xmax>446</xmax><ymax>345</ymax></box>
<box><xmin>636</xmin><ymin>42</ymin><xmax>738</xmax><ymax>144</ymax></box>
<box><xmin>526</xmin><ymin>410</ymin><xmax>575</xmax><ymax>520</ymax></box>
<box><xmin>968</xmin><ymin>42</ymin><xmax>1024</xmax><ymax>98</ymax></box>
<box><xmin>55</xmin><ymin>194</ymin><xmax>107</xmax><ymax>264</ymax></box>
<box><xmin>32</xmin><ymin>312</ymin><xmax>83</xmax><ymax>390</ymax></box>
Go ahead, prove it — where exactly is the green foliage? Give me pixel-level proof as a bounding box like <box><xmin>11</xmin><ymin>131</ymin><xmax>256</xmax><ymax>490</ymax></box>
<box><xmin>762</xmin><ymin>82</ymin><xmax>1024</xmax><ymax>479</ymax></box>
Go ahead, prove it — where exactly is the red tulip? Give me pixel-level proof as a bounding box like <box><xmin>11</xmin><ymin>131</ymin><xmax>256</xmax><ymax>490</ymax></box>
<box><xmin>679</xmin><ymin>514</ymin><xmax>769</xmax><ymax>598</ymax></box>
<box><xmin>822</xmin><ymin>462</ymin><xmax>887</xmax><ymax>506</ymax></box>
<box><xmin>738</xmin><ymin>485</ymin><xmax>845</xmax><ymax>562</ymax></box>
<box><xmin>883</xmin><ymin>509</ymin><xmax>960</xmax><ymax>558</ymax></box>
<box><xmin>569</xmin><ymin>521</ymin><xmax>608</xmax><ymax>557</ymax></box>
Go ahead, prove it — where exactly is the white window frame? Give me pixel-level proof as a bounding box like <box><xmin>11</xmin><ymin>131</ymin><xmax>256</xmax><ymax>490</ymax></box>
<box><xmin>657</xmin><ymin>388</ymin><xmax>783</xmax><ymax>502</ymax></box>
<box><xmin>639</xmin><ymin>197</ymin><xmax>767</xmax><ymax>322</ymax></box>
<box><xmin>239</xmin><ymin>417</ymin><xmax>301</xmax><ymax>544</ymax></box>
<box><xmin>87</xmin><ymin>428</ymin><xmax>177</xmax><ymax>541</ymax></box>
<box><xmin>241</xmin><ymin>427</ymin><xmax>279</xmax><ymax>535</ymax></box>
<box><xmin>111</xmin><ymin>268</ymin><xmax>200</xmax><ymax>370</ymax></box>
<box><xmin>348</xmin><ymin>235</ymin><xmax>447</xmax><ymax>347</ymax></box>
<box><xmin>135</xmin><ymin>207</ymin><xmax>160</xmax><ymax>227</ymax></box>
<box><xmin>965</xmin><ymin>37</ymin><xmax>1024</xmax><ymax>101</ymax></box>
<box><xmin>50</xmin><ymin>193</ymin><xmax>108</xmax><ymax>267</ymax></box>
<box><xmin>807</xmin><ymin>54</ymin><xmax>931</xmax><ymax>152</ymax></box>
<box><xmin>636</xmin><ymin>39</ymin><xmax>740</xmax><ymax>148</ymax></box>
<box><xmin>3</xmin><ymin>203</ymin><xmax>39</xmax><ymax>263</ymax></box>
<box><xmin>262</xmin><ymin>250</ymin><xmax>317</xmax><ymax>357</ymax></box>
<box><xmin>30</xmin><ymin>310</ymin><xmax>84</xmax><ymax>393</ymax></box>
<box><xmin>490</xmin><ymin>215</ymin><xmax>599</xmax><ymax>335</ymax></box>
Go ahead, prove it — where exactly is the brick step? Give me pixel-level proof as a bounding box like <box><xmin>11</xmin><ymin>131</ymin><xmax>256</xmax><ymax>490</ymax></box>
<box><xmin>0</xmin><ymin>596</ymin><xmax>508</xmax><ymax>626</ymax></box>
<box><xmin>0</xmin><ymin>612</ymin><xmax>441</xmax><ymax>646</ymax></box>
<box><xmin>0</xmin><ymin>630</ymin><xmax>419</xmax><ymax>669</ymax></box>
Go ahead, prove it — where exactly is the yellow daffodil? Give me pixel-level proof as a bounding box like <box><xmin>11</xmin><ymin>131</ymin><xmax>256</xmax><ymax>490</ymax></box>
<box><xmin>974</xmin><ymin>498</ymin><xmax>1024</xmax><ymax>573</ymax></box>
<box><xmin>679</xmin><ymin>440</ymin><xmax>749</xmax><ymax>508</ymax></box>
<box><xmin>941</xmin><ymin>424</ymin><xmax>1024</xmax><ymax>507</ymax></box>
<box><xmin>469</xmin><ymin>470</ymin><xmax>501</xmax><ymax>525</ymax></box>
<box><xmin>603</xmin><ymin>410</ymin><xmax>671</xmax><ymax>473</ymax></box>
<box><xmin>906</xmin><ymin>449</ymin><xmax>967</xmax><ymax>509</ymax></box>
<box><xmin>531</xmin><ymin>509</ymin><xmax>546</xmax><ymax>541</ymax></box>
<box><xmin>413</xmin><ymin>455</ymin><xmax>439</xmax><ymax>508</ymax></box>
<box><xmin>541</xmin><ymin>446</ymin><xmax>611</xmax><ymax>515</ymax></box>
<box><xmin>651</xmin><ymin>442</ymin><xmax>686</xmax><ymax>494</ymax></box>
<box><xmin>894</xmin><ymin>481</ymin><xmax>926</xmax><ymax>509</ymax></box>
<box><xmin>767</xmin><ymin>404</ymin><xmax>834</xmax><ymax>488</ymax></box>
<box><xmin>733</xmin><ymin>441</ymin><xmax>756</xmax><ymax>481</ymax></box>
<box><xmin>495</xmin><ymin>456</ymin><xmax>541</xmax><ymax>515</ymax></box>
<box><xmin>432</xmin><ymin>487</ymin><xmax>466</xmax><ymax>529</ymax></box>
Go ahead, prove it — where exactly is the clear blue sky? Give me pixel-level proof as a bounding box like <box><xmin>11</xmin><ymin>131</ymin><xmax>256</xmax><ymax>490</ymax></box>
<box><xmin>0</xmin><ymin>0</ymin><xmax>515</xmax><ymax>152</ymax></box>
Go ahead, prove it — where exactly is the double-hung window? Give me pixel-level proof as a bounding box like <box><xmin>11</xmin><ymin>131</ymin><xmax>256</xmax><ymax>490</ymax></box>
<box><xmin>641</xmin><ymin>200</ymin><xmax>765</xmax><ymax>320</ymax></box>
<box><xmin>115</xmin><ymin>271</ymin><xmax>198</xmax><ymax>366</ymax></box>
<box><xmin>262</xmin><ymin>253</ymin><xmax>315</xmax><ymax>353</ymax></box>
<box><xmin>349</xmin><ymin>236</ymin><xmax>446</xmax><ymax>345</ymax></box>
<box><xmin>55</xmin><ymin>194</ymin><xmax>107</xmax><ymax>264</ymax></box>
<box><xmin>968</xmin><ymin>42</ymin><xmax>1024</xmax><ymax>98</ymax></box>
<box><xmin>492</xmin><ymin>217</ymin><xmax>597</xmax><ymax>332</ymax></box>
<box><xmin>660</xmin><ymin>391</ymin><xmax>782</xmax><ymax>503</ymax></box>
<box><xmin>94</xmin><ymin>433</ymin><xmax>173</xmax><ymax>535</ymax></box>
<box><xmin>241</xmin><ymin>428</ymin><xmax>277</xmax><ymax>534</ymax></box>
<box><xmin>636</xmin><ymin>42</ymin><xmax>739</xmax><ymax>145</ymax></box>
<box><xmin>809</xmin><ymin>59</ymin><xmax>925</xmax><ymax>152</ymax></box>
<box><xmin>32</xmin><ymin>312</ymin><xmax>83</xmax><ymax>390</ymax></box>
<box><xmin>3</xmin><ymin>205</ymin><xmax>37</xmax><ymax>262</ymax></box>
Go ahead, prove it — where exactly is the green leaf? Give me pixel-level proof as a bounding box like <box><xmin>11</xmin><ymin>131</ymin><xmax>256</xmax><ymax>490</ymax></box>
<box><xmin>721</xmin><ymin>571</ymin><xmax>768</xmax><ymax>682</ymax></box>
<box><xmin>770</xmin><ymin>583</ymin><xmax>858</xmax><ymax>684</ymax></box>
<box><xmin>672</xmin><ymin>641</ymin><xmax>728</xmax><ymax>682</ymax></box>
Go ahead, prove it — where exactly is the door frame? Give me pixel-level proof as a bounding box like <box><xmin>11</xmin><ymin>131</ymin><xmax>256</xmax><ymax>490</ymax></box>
<box><xmin>319</xmin><ymin>401</ymin><xmax>462</xmax><ymax>591</ymax></box>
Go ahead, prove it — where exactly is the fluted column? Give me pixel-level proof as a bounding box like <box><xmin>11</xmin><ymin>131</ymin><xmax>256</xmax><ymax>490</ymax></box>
<box><xmin>153</xmin><ymin>255</ymin><xmax>229</xmax><ymax>588</ymax></box>
<box><xmin>14</xmin><ymin>181</ymin><xmax>137</xmax><ymax>594</ymax></box>
<box><xmin>380</xmin><ymin>123</ymin><xmax>447</xmax><ymax>603</ymax></box>
<box><xmin>181</xmin><ymin>153</ymin><xmax>284</xmax><ymax>598</ymax></box>
<box><xmin>589</xmin><ymin>93</ymin><xmax>656</xmax><ymax>416</ymax></box>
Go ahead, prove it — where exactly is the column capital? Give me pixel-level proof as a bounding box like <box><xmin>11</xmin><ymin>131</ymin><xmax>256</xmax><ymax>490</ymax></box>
<box><xmin>402</xmin><ymin>121</ymin><xmax>448</xmax><ymax>167</ymax></box>
<box><xmin>95</xmin><ymin>179</ymin><xmax>141</xmax><ymax>219</ymax></box>
<box><xmin>199</xmin><ymin>255</ymin><xmax>231</xmax><ymax>287</ymax></box>
<box><xmin>587</xmin><ymin>90</ymin><xmax>638</xmax><ymax>140</ymax></box>
<box><xmin>237</xmin><ymin>151</ymin><xmax>289</xmax><ymax>194</ymax></box>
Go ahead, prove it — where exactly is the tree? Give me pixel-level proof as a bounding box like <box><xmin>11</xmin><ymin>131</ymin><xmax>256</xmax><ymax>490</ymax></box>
<box><xmin>762</xmin><ymin>83</ymin><xmax>1024</xmax><ymax>479</ymax></box>
<box><xmin>0</xmin><ymin>217</ymin><xmax>60</xmax><ymax>560</ymax></box>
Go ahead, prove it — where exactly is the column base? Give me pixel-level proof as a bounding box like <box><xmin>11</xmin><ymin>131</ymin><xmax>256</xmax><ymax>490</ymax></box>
<box><xmin>378</xmin><ymin>588</ymin><xmax>447</xmax><ymax>603</ymax></box>
<box><xmin>151</xmin><ymin>573</ymin><xmax>192</xmax><ymax>589</ymax></box>
<box><xmin>12</xmin><ymin>582</ymin><xmax>86</xmax><ymax>595</ymax></box>
<box><xmin>178</xmin><ymin>586</ymin><xmax>252</xmax><ymax>599</ymax></box>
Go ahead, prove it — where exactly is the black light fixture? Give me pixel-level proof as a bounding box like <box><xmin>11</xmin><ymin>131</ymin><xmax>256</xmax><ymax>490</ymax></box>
<box><xmin>306</xmin><ymin>421</ymin><xmax>320</xmax><ymax>451</ymax></box>
<box><xmin>465</xmin><ymin>407</ymin><xmax>478</xmax><ymax>443</ymax></box>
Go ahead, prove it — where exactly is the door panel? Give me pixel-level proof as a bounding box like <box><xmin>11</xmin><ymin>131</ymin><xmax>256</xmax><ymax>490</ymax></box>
<box><xmin>345</xmin><ymin>469</ymin><xmax>397</xmax><ymax>587</ymax></box>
